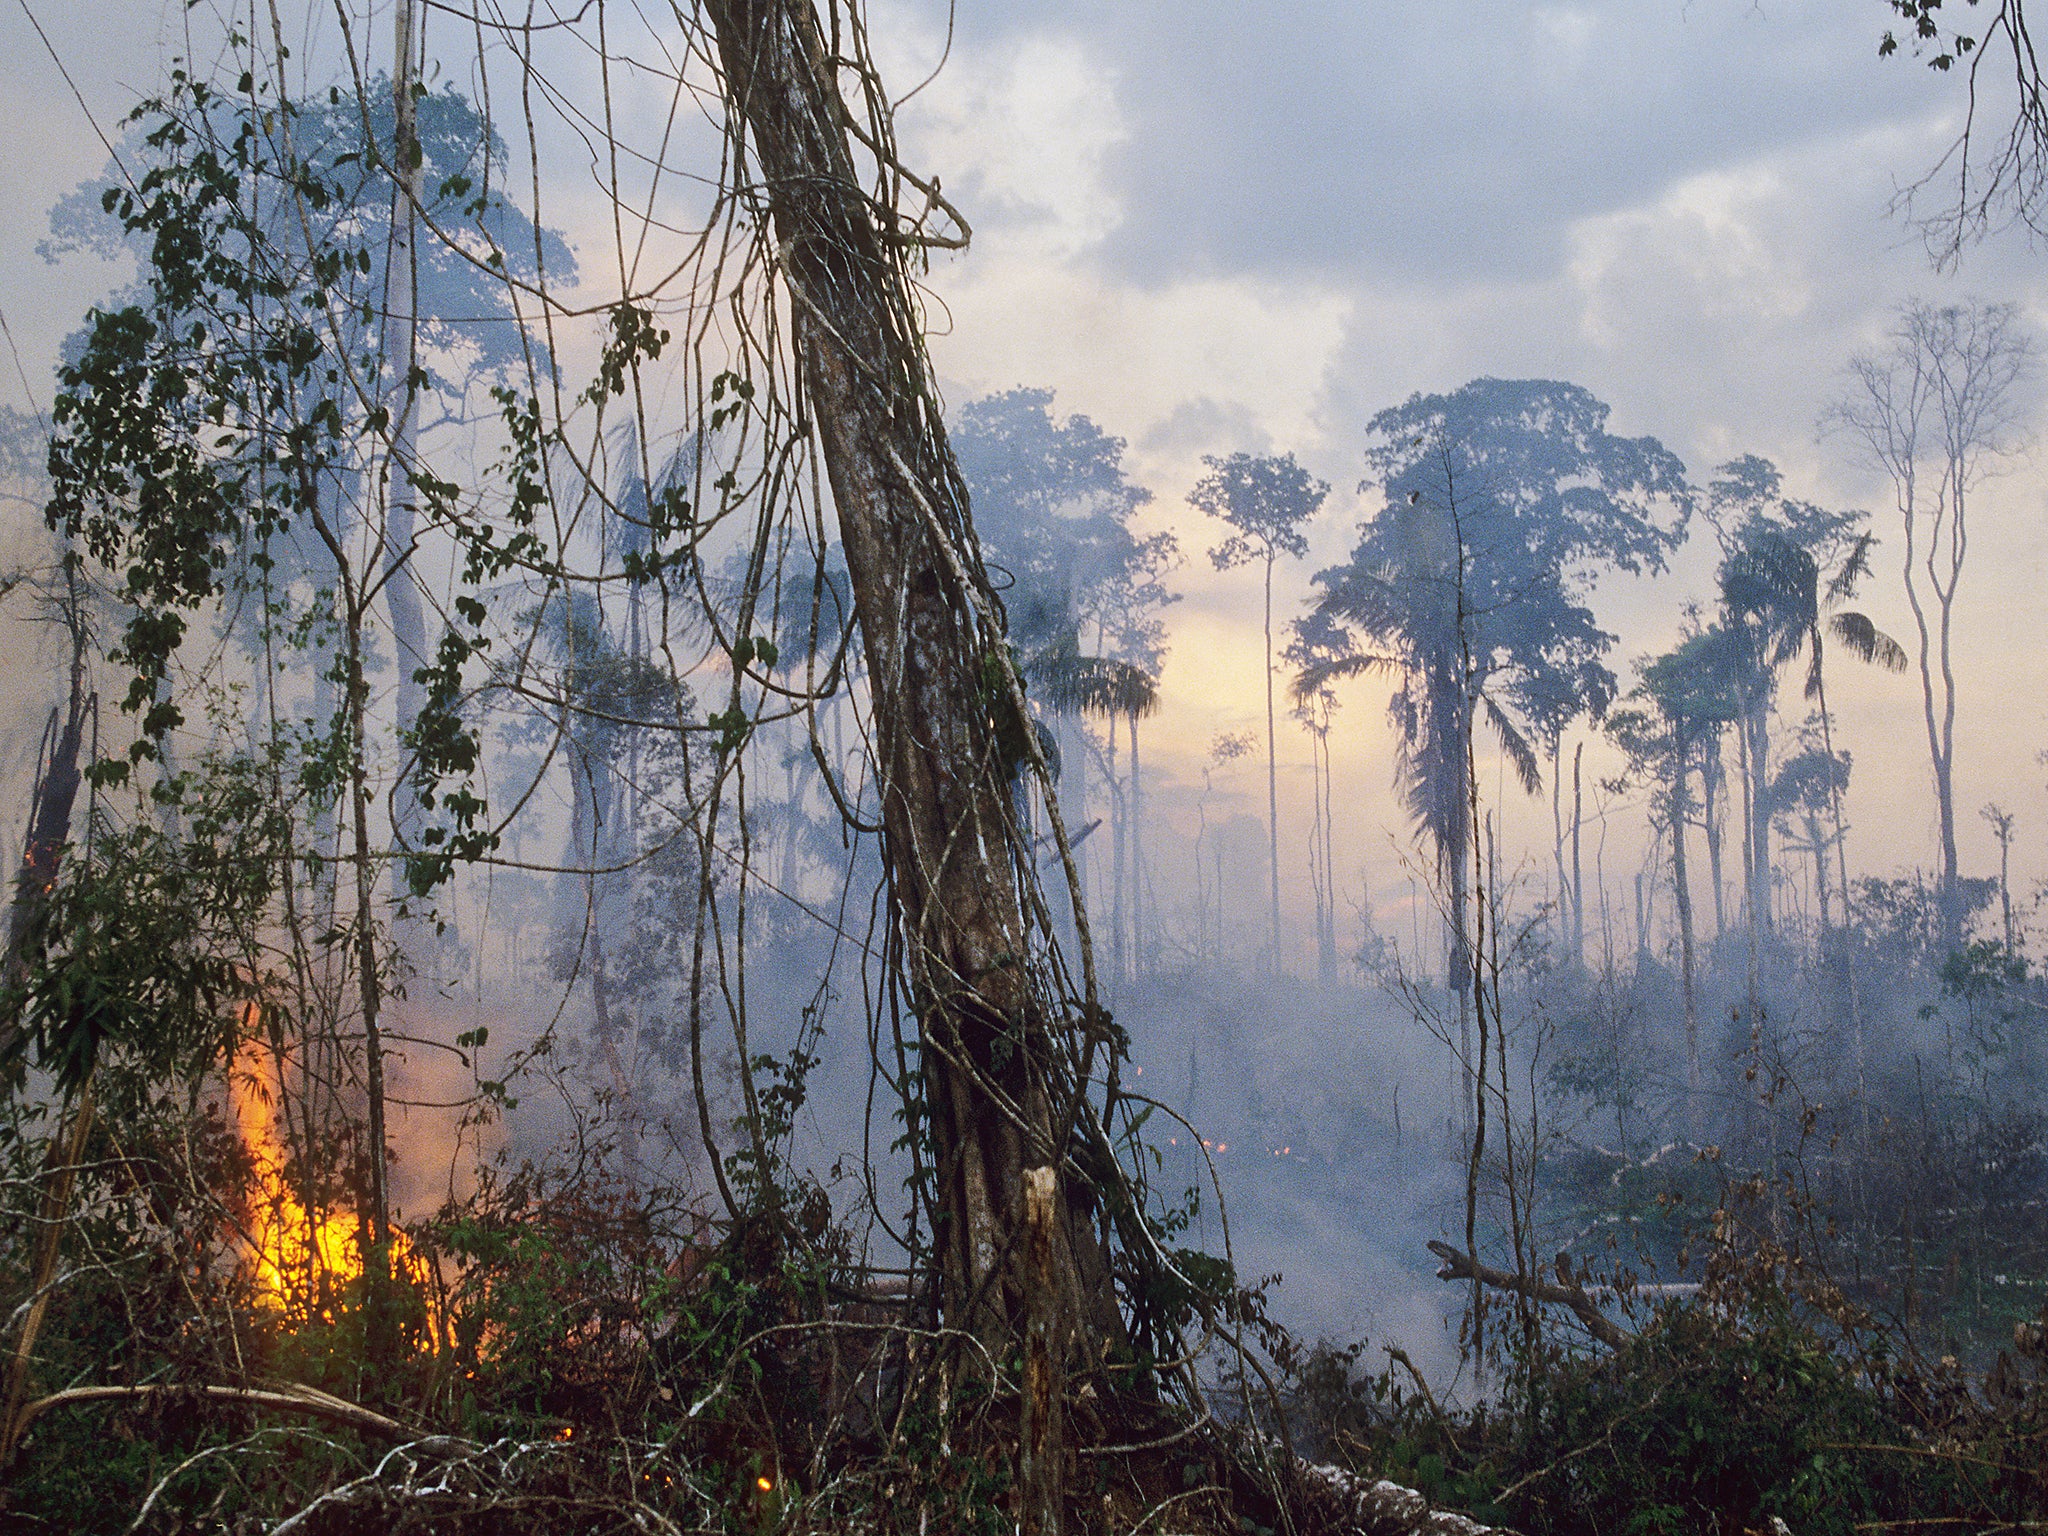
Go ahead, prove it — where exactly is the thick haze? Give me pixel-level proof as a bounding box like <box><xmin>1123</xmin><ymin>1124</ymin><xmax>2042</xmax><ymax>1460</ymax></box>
<box><xmin>3</xmin><ymin>0</ymin><xmax>2046</xmax><ymax>954</ymax></box>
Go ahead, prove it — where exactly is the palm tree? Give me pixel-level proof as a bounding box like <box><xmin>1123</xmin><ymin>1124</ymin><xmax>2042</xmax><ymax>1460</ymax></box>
<box><xmin>1720</xmin><ymin>529</ymin><xmax>1907</xmax><ymax>942</ymax></box>
<box><xmin>1027</xmin><ymin>635</ymin><xmax>1159</xmax><ymax>984</ymax></box>
<box><xmin>1721</xmin><ymin>525</ymin><xmax>1906</xmax><ymax>1106</ymax></box>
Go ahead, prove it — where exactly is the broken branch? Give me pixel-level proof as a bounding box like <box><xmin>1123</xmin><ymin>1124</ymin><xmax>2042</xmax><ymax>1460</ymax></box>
<box><xmin>1426</xmin><ymin>1241</ymin><xmax>1630</xmax><ymax>1351</ymax></box>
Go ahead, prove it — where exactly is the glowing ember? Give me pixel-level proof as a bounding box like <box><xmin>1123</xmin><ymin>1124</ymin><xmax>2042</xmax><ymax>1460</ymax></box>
<box><xmin>756</xmin><ymin>1476</ymin><xmax>774</xmax><ymax>1493</ymax></box>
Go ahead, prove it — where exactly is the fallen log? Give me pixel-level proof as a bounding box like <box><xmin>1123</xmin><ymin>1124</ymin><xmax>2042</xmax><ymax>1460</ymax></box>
<box><xmin>1300</xmin><ymin>1456</ymin><xmax>1505</xmax><ymax>1535</ymax></box>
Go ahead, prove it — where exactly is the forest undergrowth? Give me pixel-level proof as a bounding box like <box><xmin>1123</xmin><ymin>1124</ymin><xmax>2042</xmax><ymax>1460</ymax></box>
<box><xmin>7</xmin><ymin>945</ymin><xmax>2048</xmax><ymax>1536</ymax></box>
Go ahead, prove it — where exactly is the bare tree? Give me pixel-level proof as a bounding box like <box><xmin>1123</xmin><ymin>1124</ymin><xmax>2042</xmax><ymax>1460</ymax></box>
<box><xmin>1881</xmin><ymin>0</ymin><xmax>2048</xmax><ymax>260</ymax></box>
<box><xmin>1828</xmin><ymin>300</ymin><xmax>2033</xmax><ymax>952</ymax></box>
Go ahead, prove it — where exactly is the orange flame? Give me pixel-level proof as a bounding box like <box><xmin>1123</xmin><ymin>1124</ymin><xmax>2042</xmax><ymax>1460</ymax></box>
<box><xmin>229</xmin><ymin>1006</ymin><xmax>430</xmax><ymax>1325</ymax></box>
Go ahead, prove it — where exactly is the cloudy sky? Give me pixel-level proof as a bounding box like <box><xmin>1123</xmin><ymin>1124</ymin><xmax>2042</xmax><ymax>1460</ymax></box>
<box><xmin>3</xmin><ymin>0</ymin><xmax>2045</xmax><ymax>957</ymax></box>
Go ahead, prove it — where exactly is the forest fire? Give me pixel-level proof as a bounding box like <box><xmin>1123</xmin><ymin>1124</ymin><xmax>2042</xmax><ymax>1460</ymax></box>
<box><xmin>227</xmin><ymin>1013</ymin><xmax>428</xmax><ymax>1324</ymax></box>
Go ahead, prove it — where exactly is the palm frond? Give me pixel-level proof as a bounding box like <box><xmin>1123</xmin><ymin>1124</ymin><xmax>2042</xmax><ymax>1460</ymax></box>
<box><xmin>1825</xmin><ymin>532</ymin><xmax>1880</xmax><ymax>604</ymax></box>
<box><xmin>1028</xmin><ymin>648</ymin><xmax>1158</xmax><ymax>719</ymax></box>
<box><xmin>1829</xmin><ymin>610</ymin><xmax>1909</xmax><ymax>673</ymax></box>
<box><xmin>1482</xmin><ymin>693</ymin><xmax>1543</xmax><ymax>796</ymax></box>
<box><xmin>1291</xmin><ymin>650</ymin><xmax>1401</xmax><ymax>703</ymax></box>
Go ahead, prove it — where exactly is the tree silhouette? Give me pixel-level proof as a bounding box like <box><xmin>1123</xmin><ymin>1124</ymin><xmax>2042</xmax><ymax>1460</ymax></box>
<box><xmin>1713</xmin><ymin>467</ymin><xmax>1906</xmax><ymax>957</ymax></box>
<box><xmin>1191</xmin><ymin>452</ymin><xmax>1325</xmax><ymax>974</ymax></box>
<box><xmin>1610</xmin><ymin>631</ymin><xmax>1743</xmax><ymax>1097</ymax></box>
<box><xmin>1285</xmin><ymin>608</ymin><xmax>1355</xmax><ymax>982</ymax></box>
<box><xmin>953</xmin><ymin>389</ymin><xmax>1175</xmax><ymax>981</ymax></box>
<box><xmin>1827</xmin><ymin>301</ymin><xmax>2033</xmax><ymax>952</ymax></box>
<box><xmin>1305</xmin><ymin>380</ymin><xmax>1686</xmax><ymax>1086</ymax></box>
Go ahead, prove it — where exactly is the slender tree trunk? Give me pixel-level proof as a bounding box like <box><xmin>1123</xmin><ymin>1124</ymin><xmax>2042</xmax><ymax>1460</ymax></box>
<box><xmin>1570</xmin><ymin>742</ymin><xmax>1585</xmax><ymax>968</ymax></box>
<box><xmin>380</xmin><ymin>0</ymin><xmax>430</xmax><ymax>898</ymax></box>
<box><xmin>1670</xmin><ymin>770</ymin><xmax>1700</xmax><ymax>1108</ymax></box>
<box><xmin>702</xmin><ymin>0</ymin><xmax>1122</xmax><ymax>1400</ymax></box>
<box><xmin>1263</xmin><ymin>552</ymin><xmax>1282</xmax><ymax>974</ymax></box>
<box><xmin>1933</xmin><ymin>540</ymin><xmax>1962</xmax><ymax>951</ymax></box>
<box><xmin>1459</xmin><ymin>696</ymin><xmax>1487</xmax><ymax>1362</ymax></box>
<box><xmin>304</xmin><ymin>485</ymin><xmax>394</xmax><ymax>1281</ymax></box>
<box><xmin>1999</xmin><ymin>832</ymin><xmax>2014</xmax><ymax>952</ymax></box>
<box><xmin>1751</xmin><ymin>706</ymin><xmax>1775</xmax><ymax>941</ymax></box>
<box><xmin>1702</xmin><ymin>734</ymin><xmax>1726</xmax><ymax>941</ymax></box>
<box><xmin>343</xmin><ymin>597</ymin><xmax>392</xmax><ymax>1258</ymax></box>
<box><xmin>1447</xmin><ymin>745</ymin><xmax>1474</xmax><ymax>1139</ymax></box>
<box><xmin>1107</xmin><ymin>712</ymin><xmax>1125</xmax><ymax>986</ymax></box>
<box><xmin>1551</xmin><ymin>740</ymin><xmax>1569</xmax><ymax>962</ymax></box>
<box><xmin>1068</xmin><ymin>712</ymin><xmax>1089</xmax><ymax>954</ymax></box>
<box><xmin>1736</xmin><ymin>722</ymin><xmax>1762</xmax><ymax>1006</ymax></box>
<box><xmin>3</xmin><ymin>596</ymin><xmax>89</xmax><ymax>993</ymax></box>
<box><xmin>1899</xmin><ymin>480</ymin><xmax>1956</xmax><ymax>951</ymax></box>
<box><xmin>1128</xmin><ymin>710</ymin><xmax>1146</xmax><ymax>980</ymax></box>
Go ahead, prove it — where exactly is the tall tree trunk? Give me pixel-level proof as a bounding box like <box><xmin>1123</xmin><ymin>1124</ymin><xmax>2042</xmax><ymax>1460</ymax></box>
<box><xmin>1702</xmin><ymin>734</ymin><xmax>1726</xmax><ymax>941</ymax></box>
<box><xmin>1550</xmin><ymin>740</ymin><xmax>1570</xmax><ymax>964</ymax></box>
<box><xmin>1446</xmin><ymin>740</ymin><xmax>1475</xmax><ymax>1138</ymax></box>
<box><xmin>1898</xmin><ymin>475</ymin><xmax>1959</xmax><ymax>952</ymax></box>
<box><xmin>1570</xmin><ymin>742</ymin><xmax>1585</xmax><ymax>968</ymax></box>
<box><xmin>1669</xmin><ymin>769</ymin><xmax>1700</xmax><ymax>1112</ymax></box>
<box><xmin>702</xmin><ymin>0</ymin><xmax>1122</xmax><ymax>1398</ymax></box>
<box><xmin>1128</xmin><ymin>710</ymin><xmax>1145</xmax><ymax>980</ymax></box>
<box><xmin>1262</xmin><ymin>552</ymin><xmax>1283</xmax><ymax>973</ymax></box>
<box><xmin>380</xmin><ymin>0</ymin><xmax>430</xmax><ymax>899</ymax></box>
<box><xmin>1107</xmin><ymin>711</ymin><xmax>1125</xmax><ymax>986</ymax></box>
<box><xmin>3</xmin><ymin>600</ymin><xmax>89</xmax><ymax>994</ymax></box>
<box><xmin>1934</xmin><ymin>565</ymin><xmax>1961</xmax><ymax>952</ymax></box>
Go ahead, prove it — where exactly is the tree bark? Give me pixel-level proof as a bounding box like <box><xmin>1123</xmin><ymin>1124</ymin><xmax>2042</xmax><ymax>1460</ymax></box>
<box><xmin>701</xmin><ymin>0</ymin><xmax>1120</xmax><ymax>1368</ymax></box>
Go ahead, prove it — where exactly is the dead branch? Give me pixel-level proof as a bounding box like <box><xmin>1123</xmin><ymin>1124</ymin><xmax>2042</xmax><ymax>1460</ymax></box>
<box><xmin>1426</xmin><ymin>1241</ymin><xmax>1629</xmax><ymax>1351</ymax></box>
<box><xmin>10</xmin><ymin>1382</ymin><xmax>477</xmax><ymax>1458</ymax></box>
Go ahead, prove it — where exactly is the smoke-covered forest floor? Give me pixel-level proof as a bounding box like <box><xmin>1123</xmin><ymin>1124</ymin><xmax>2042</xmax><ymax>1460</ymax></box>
<box><xmin>10</xmin><ymin>912</ymin><xmax>2048</xmax><ymax>1535</ymax></box>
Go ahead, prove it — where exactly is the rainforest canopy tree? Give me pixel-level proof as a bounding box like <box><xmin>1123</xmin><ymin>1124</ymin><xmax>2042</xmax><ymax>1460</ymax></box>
<box><xmin>1305</xmin><ymin>378</ymin><xmax>1689</xmax><ymax>1036</ymax></box>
